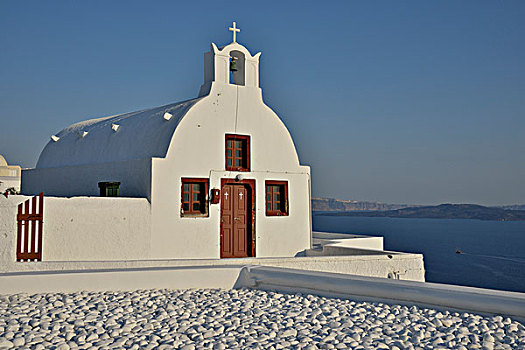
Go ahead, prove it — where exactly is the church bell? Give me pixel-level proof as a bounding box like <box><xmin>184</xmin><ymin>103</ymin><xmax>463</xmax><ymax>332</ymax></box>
<box><xmin>230</xmin><ymin>57</ymin><xmax>238</xmax><ymax>72</ymax></box>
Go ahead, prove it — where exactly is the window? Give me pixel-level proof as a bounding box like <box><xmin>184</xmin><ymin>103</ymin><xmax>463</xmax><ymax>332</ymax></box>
<box><xmin>225</xmin><ymin>134</ymin><xmax>250</xmax><ymax>171</ymax></box>
<box><xmin>98</xmin><ymin>182</ymin><xmax>120</xmax><ymax>197</ymax></box>
<box><xmin>265</xmin><ymin>181</ymin><xmax>288</xmax><ymax>216</ymax></box>
<box><xmin>181</xmin><ymin>178</ymin><xmax>209</xmax><ymax>217</ymax></box>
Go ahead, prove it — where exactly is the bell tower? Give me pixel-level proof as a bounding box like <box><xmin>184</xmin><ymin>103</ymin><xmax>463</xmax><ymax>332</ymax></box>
<box><xmin>199</xmin><ymin>22</ymin><xmax>261</xmax><ymax>96</ymax></box>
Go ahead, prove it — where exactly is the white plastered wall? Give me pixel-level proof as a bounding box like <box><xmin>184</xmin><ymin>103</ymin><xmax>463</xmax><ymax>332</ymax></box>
<box><xmin>0</xmin><ymin>176</ymin><xmax>21</xmax><ymax>192</ymax></box>
<box><xmin>22</xmin><ymin>158</ymin><xmax>152</xmax><ymax>199</ymax></box>
<box><xmin>0</xmin><ymin>195</ymin><xmax>151</xmax><ymax>264</ymax></box>
<box><xmin>149</xmin><ymin>80</ymin><xmax>311</xmax><ymax>259</ymax></box>
<box><xmin>0</xmin><ymin>196</ymin><xmax>30</xmax><ymax>265</ymax></box>
<box><xmin>42</xmin><ymin>197</ymin><xmax>151</xmax><ymax>261</ymax></box>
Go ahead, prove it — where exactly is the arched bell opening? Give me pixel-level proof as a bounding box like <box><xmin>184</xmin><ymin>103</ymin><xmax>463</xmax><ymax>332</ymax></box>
<box><xmin>229</xmin><ymin>50</ymin><xmax>245</xmax><ymax>86</ymax></box>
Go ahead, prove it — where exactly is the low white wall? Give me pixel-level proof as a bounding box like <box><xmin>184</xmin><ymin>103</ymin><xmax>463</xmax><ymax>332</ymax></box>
<box><xmin>313</xmin><ymin>232</ymin><xmax>384</xmax><ymax>251</ymax></box>
<box><xmin>236</xmin><ymin>266</ymin><xmax>525</xmax><ymax>319</ymax></box>
<box><xmin>43</xmin><ymin>197</ymin><xmax>151</xmax><ymax>261</ymax></box>
<box><xmin>331</xmin><ymin>236</ymin><xmax>383</xmax><ymax>250</ymax></box>
<box><xmin>262</xmin><ymin>253</ymin><xmax>425</xmax><ymax>281</ymax></box>
<box><xmin>0</xmin><ymin>195</ymin><xmax>32</xmax><ymax>265</ymax></box>
<box><xmin>0</xmin><ymin>176</ymin><xmax>21</xmax><ymax>192</ymax></box>
<box><xmin>0</xmin><ymin>195</ymin><xmax>151</xmax><ymax>268</ymax></box>
<box><xmin>3</xmin><ymin>251</ymin><xmax>424</xmax><ymax>282</ymax></box>
<box><xmin>0</xmin><ymin>266</ymin><xmax>243</xmax><ymax>294</ymax></box>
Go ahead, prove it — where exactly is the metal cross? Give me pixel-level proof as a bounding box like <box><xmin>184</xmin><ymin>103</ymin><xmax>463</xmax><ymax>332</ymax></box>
<box><xmin>239</xmin><ymin>192</ymin><xmax>243</xmax><ymax>200</ymax></box>
<box><xmin>229</xmin><ymin>21</ymin><xmax>240</xmax><ymax>43</ymax></box>
<box><xmin>224</xmin><ymin>191</ymin><xmax>229</xmax><ymax>200</ymax></box>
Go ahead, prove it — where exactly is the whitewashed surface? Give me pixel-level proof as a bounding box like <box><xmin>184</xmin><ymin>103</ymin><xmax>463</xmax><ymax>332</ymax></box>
<box><xmin>0</xmin><ymin>289</ymin><xmax>524</xmax><ymax>349</ymax></box>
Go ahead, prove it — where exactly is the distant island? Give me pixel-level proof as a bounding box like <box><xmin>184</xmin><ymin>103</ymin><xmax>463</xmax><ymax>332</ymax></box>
<box><xmin>315</xmin><ymin>203</ymin><xmax>525</xmax><ymax>221</ymax></box>
<box><xmin>496</xmin><ymin>204</ymin><xmax>525</xmax><ymax>211</ymax></box>
<box><xmin>312</xmin><ymin>197</ymin><xmax>416</xmax><ymax>212</ymax></box>
<box><xmin>312</xmin><ymin>197</ymin><xmax>525</xmax><ymax>221</ymax></box>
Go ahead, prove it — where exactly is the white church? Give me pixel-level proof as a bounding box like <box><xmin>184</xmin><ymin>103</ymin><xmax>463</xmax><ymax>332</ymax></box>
<box><xmin>21</xmin><ymin>23</ymin><xmax>312</xmax><ymax>261</ymax></box>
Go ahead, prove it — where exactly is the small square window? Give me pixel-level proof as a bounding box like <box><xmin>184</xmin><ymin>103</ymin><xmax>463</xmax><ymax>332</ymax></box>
<box><xmin>98</xmin><ymin>182</ymin><xmax>120</xmax><ymax>197</ymax></box>
<box><xmin>225</xmin><ymin>134</ymin><xmax>250</xmax><ymax>171</ymax></box>
<box><xmin>265</xmin><ymin>181</ymin><xmax>288</xmax><ymax>216</ymax></box>
<box><xmin>181</xmin><ymin>178</ymin><xmax>209</xmax><ymax>217</ymax></box>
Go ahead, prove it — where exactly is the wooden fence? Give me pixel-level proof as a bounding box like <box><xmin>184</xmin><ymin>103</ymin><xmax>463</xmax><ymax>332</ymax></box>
<box><xmin>16</xmin><ymin>193</ymin><xmax>44</xmax><ymax>261</ymax></box>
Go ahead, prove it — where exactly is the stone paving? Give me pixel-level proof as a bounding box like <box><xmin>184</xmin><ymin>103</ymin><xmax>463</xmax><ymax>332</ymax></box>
<box><xmin>0</xmin><ymin>288</ymin><xmax>524</xmax><ymax>349</ymax></box>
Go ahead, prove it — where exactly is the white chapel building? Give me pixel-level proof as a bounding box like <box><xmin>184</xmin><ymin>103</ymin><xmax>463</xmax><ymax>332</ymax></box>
<box><xmin>22</xmin><ymin>24</ymin><xmax>312</xmax><ymax>260</ymax></box>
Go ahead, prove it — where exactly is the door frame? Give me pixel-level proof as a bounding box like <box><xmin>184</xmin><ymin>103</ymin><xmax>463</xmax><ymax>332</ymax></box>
<box><xmin>220</xmin><ymin>178</ymin><xmax>256</xmax><ymax>258</ymax></box>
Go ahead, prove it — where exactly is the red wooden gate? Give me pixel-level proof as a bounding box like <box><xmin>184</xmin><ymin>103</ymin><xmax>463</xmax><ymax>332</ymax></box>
<box><xmin>16</xmin><ymin>192</ymin><xmax>44</xmax><ymax>261</ymax></box>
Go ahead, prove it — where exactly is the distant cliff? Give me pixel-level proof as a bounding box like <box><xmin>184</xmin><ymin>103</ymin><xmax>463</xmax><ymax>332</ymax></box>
<box><xmin>318</xmin><ymin>203</ymin><xmax>525</xmax><ymax>221</ymax></box>
<box><xmin>312</xmin><ymin>197</ymin><xmax>413</xmax><ymax>212</ymax></box>
<box><xmin>496</xmin><ymin>204</ymin><xmax>525</xmax><ymax>211</ymax></box>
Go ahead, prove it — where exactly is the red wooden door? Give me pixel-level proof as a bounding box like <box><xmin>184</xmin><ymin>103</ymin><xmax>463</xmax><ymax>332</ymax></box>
<box><xmin>221</xmin><ymin>183</ymin><xmax>250</xmax><ymax>258</ymax></box>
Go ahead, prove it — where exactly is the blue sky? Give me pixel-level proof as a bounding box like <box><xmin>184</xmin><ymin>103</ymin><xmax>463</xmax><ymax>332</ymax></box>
<box><xmin>1</xmin><ymin>1</ymin><xmax>524</xmax><ymax>205</ymax></box>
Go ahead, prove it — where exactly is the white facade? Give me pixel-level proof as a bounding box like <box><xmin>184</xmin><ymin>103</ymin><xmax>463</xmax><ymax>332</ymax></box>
<box><xmin>0</xmin><ymin>155</ymin><xmax>21</xmax><ymax>193</ymax></box>
<box><xmin>21</xmin><ymin>38</ymin><xmax>312</xmax><ymax>260</ymax></box>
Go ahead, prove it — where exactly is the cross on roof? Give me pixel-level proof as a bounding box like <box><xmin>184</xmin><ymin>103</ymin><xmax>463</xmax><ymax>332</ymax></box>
<box><xmin>229</xmin><ymin>21</ymin><xmax>240</xmax><ymax>43</ymax></box>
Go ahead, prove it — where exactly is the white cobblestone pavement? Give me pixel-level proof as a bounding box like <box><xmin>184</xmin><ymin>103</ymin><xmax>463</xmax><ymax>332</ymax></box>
<box><xmin>0</xmin><ymin>288</ymin><xmax>524</xmax><ymax>349</ymax></box>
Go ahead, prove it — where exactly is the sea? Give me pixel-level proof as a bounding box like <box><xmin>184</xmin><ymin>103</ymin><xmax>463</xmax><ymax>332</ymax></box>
<box><xmin>312</xmin><ymin>214</ymin><xmax>525</xmax><ymax>293</ymax></box>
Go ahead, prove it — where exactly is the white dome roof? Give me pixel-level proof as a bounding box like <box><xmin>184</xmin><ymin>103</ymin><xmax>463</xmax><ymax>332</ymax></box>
<box><xmin>36</xmin><ymin>98</ymin><xmax>202</xmax><ymax>169</ymax></box>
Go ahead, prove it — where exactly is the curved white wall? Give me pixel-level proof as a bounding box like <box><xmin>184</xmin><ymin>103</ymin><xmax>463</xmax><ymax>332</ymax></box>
<box><xmin>149</xmin><ymin>82</ymin><xmax>311</xmax><ymax>259</ymax></box>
